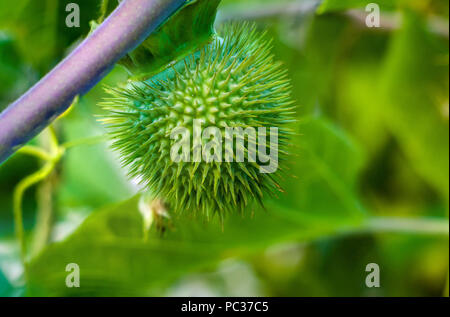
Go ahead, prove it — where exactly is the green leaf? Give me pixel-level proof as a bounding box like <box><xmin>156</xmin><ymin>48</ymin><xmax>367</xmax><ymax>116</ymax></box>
<box><xmin>0</xmin><ymin>32</ymin><xmax>22</xmax><ymax>96</ymax></box>
<box><xmin>0</xmin><ymin>269</ymin><xmax>12</xmax><ymax>296</ymax></box>
<box><xmin>116</xmin><ymin>0</ymin><xmax>221</xmax><ymax>79</ymax></box>
<box><xmin>379</xmin><ymin>11</ymin><xmax>449</xmax><ymax>202</ymax></box>
<box><xmin>27</xmin><ymin>195</ymin><xmax>366</xmax><ymax>296</ymax></box>
<box><xmin>283</xmin><ymin>116</ymin><xmax>366</xmax><ymax>219</ymax></box>
<box><xmin>0</xmin><ymin>0</ymin><xmax>102</xmax><ymax>73</ymax></box>
<box><xmin>286</xmin><ymin>14</ymin><xmax>351</xmax><ymax>115</ymax></box>
<box><xmin>58</xmin><ymin>103</ymin><xmax>133</xmax><ymax>209</ymax></box>
<box><xmin>317</xmin><ymin>0</ymin><xmax>397</xmax><ymax>13</ymax></box>
<box><xmin>27</xmin><ymin>116</ymin><xmax>368</xmax><ymax>296</ymax></box>
<box><xmin>333</xmin><ymin>33</ymin><xmax>390</xmax><ymax>158</ymax></box>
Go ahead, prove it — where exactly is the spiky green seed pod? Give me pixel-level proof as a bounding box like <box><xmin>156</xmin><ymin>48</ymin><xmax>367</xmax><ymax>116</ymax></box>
<box><xmin>101</xmin><ymin>23</ymin><xmax>295</xmax><ymax>218</ymax></box>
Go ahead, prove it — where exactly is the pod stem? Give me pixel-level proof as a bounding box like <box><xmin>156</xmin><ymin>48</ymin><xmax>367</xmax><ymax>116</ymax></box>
<box><xmin>0</xmin><ymin>0</ymin><xmax>187</xmax><ymax>165</ymax></box>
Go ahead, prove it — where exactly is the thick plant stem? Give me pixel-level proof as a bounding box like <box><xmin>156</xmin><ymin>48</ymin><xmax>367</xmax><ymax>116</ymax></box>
<box><xmin>0</xmin><ymin>0</ymin><xmax>186</xmax><ymax>165</ymax></box>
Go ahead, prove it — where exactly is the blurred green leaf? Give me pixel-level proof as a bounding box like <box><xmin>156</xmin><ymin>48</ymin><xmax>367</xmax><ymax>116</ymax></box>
<box><xmin>0</xmin><ymin>33</ymin><xmax>22</xmax><ymax>93</ymax></box>
<box><xmin>0</xmin><ymin>31</ymin><xmax>36</xmax><ymax>108</ymax></box>
<box><xmin>27</xmin><ymin>116</ymin><xmax>368</xmax><ymax>296</ymax></box>
<box><xmin>0</xmin><ymin>269</ymin><xmax>12</xmax><ymax>296</ymax></box>
<box><xmin>0</xmin><ymin>0</ymin><xmax>101</xmax><ymax>73</ymax></box>
<box><xmin>283</xmin><ymin>116</ymin><xmax>366</xmax><ymax>219</ymax></box>
<box><xmin>333</xmin><ymin>31</ymin><xmax>390</xmax><ymax>158</ymax></box>
<box><xmin>379</xmin><ymin>11</ymin><xmax>449</xmax><ymax>202</ymax></box>
<box><xmin>27</xmin><ymin>195</ymin><xmax>366</xmax><ymax>296</ymax></box>
<box><xmin>289</xmin><ymin>14</ymin><xmax>350</xmax><ymax>115</ymax></box>
<box><xmin>57</xmin><ymin>106</ymin><xmax>133</xmax><ymax>210</ymax></box>
<box><xmin>317</xmin><ymin>0</ymin><xmax>397</xmax><ymax>13</ymax></box>
<box><xmin>222</xmin><ymin>0</ymin><xmax>295</xmax><ymax>5</ymax></box>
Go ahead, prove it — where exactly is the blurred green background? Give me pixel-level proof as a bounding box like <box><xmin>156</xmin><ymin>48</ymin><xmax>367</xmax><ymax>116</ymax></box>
<box><xmin>0</xmin><ymin>0</ymin><xmax>448</xmax><ymax>297</ymax></box>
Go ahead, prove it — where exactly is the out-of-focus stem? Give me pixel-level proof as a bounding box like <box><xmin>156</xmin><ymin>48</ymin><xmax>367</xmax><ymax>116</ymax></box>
<box><xmin>13</xmin><ymin>160</ymin><xmax>56</xmax><ymax>263</ymax></box>
<box><xmin>0</xmin><ymin>0</ymin><xmax>186</xmax><ymax>164</ymax></box>
<box><xmin>31</xmin><ymin>173</ymin><xmax>54</xmax><ymax>257</ymax></box>
<box><xmin>365</xmin><ymin>217</ymin><xmax>449</xmax><ymax>236</ymax></box>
